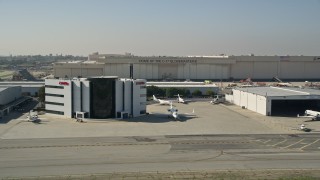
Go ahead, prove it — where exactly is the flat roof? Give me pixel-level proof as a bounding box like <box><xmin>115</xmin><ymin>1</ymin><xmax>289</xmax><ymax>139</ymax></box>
<box><xmin>147</xmin><ymin>81</ymin><xmax>206</xmax><ymax>85</ymax></box>
<box><xmin>0</xmin><ymin>87</ymin><xmax>9</xmax><ymax>92</ymax></box>
<box><xmin>235</xmin><ymin>86</ymin><xmax>320</xmax><ymax>96</ymax></box>
<box><xmin>147</xmin><ymin>84</ymin><xmax>218</xmax><ymax>88</ymax></box>
<box><xmin>86</xmin><ymin>76</ymin><xmax>119</xmax><ymax>79</ymax></box>
<box><xmin>0</xmin><ymin>85</ymin><xmax>42</xmax><ymax>88</ymax></box>
<box><xmin>0</xmin><ymin>81</ymin><xmax>44</xmax><ymax>85</ymax></box>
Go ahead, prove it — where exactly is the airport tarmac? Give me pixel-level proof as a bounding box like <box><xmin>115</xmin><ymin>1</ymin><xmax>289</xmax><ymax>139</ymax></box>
<box><xmin>1</xmin><ymin>101</ymin><xmax>319</xmax><ymax>139</ymax></box>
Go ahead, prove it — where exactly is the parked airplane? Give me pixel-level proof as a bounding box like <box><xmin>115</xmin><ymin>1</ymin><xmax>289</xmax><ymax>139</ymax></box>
<box><xmin>176</xmin><ymin>94</ymin><xmax>191</xmax><ymax>104</ymax></box>
<box><xmin>210</xmin><ymin>95</ymin><xmax>225</xmax><ymax>104</ymax></box>
<box><xmin>167</xmin><ymin>102</ymin><xmax>179</xmax><ymax>120</ymax></box>
<box><xmin>297</xmin><ymin>110</ymin><xmax>320</xmax><ymax>121</ymax></box>
<box><xmin>153</xmin><ymin>95</ymin><xmax>171</xmax><ymax>105</ymax></box>
<box><xmin>19</xmin><ymin>111</ymin><xmax>41</xmax><ymax>122</ymax></box>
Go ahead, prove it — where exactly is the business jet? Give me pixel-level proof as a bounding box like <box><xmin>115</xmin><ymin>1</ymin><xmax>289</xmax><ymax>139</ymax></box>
<box><xmin>19</xmin><ymin>111</ymin><xmax>41</xmax><ymax>123</ymax></box>
<box><xmin>153</xmin><ymin>95</ymin><xmax>171</xmax><ymax>105</ymax></box>
<box><xmin>167</xmin><ymin>102</ymin><xmax>180</xmax><ymax>120</ymax></box>
<box><xmin>176</xmin><ymin>94</ymin><xmax>191</xmax><ymax>104</ymax></box>
<box><xmin>210</xmin><ymin>95</ymin><xmax>225</xmax><ymax>104</ymax></box>
<box><xmin>297</xmin><ymin>110</ymin><xmax>320</xmax><ymax>121</ymax></box>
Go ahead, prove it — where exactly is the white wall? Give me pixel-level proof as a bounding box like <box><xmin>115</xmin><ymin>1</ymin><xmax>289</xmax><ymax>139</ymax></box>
<box><xmin>81</xmin><ymin>81</ymin><xmax>90</xmax><ymax>117</ymax></box>
<box><xmin>257</xmin><ymin>95</ymin><xmax>267</xmax><ymax>115</ymax></box>
<box><xmin>123</xmin><ymin>81</ymin><xmax>132</xmax><ymax>114</ymax></box>
<box><xmin>45</xmin><ymin>79</ymin><xmax>72</xmax><ymax>117</ymax></box>
<box><xmin>115</xmin><ymin>81</ymin><xmax>123</xmax><ymax>116</ymax></box>
<box><xmin>72</xmin><ymin>80</ymin><xmax>81</xmax><ymax>113</ymax></box>
<box><xmin>280</xmin><ymin>62</ymin><xmax>304</xmax><ymax>79</ymax></box>
<box><xmin>305</xmin><ymin>62</ymin><xmax>320</xmax><ymax>79</ymax></box>
<box><xmin>132</xmin><ymin>79</ymin><xmax>146</xmax><ymax>117</ymax></box>
<box><xmin>231</xmin><ymin>62</ymin><xmax>254</xmax><ymax>79</ymax></box>
<box><xmin>233</xmin><ymin>89</ymin><xmax>241</xmax><ymax>106</ymax></box>
<box><xmin>247</xmin><ymin>93</ymin><xmax>257</xmax><ymax>112</ymax></box>
<box><xmin>229</xmin><ymin>89</ymin><xmax>268</xmax><ymax>115</ymax></box>
<box><xmin>240</xmin><ymin>90</ymin><xmax>248</xmax><ymax>108</ymax></box>
<box><xmin>253</xmin><ymin>62</ymin><xmax>278</xmax><ymax>79</ymax></box>
<box><xmin>197</xmin><ymin>64</ymin><xmax>209</xmax><ymax>79</ymax></box>
<box><xmin>225</xmin><ymin>94</ymin><xmax>233</xmax><ymax>103</ymax></box>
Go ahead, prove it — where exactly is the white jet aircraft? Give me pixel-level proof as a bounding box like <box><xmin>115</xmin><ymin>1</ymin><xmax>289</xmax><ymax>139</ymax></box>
<box><xmin>167</xmin><ymin>102</ymin><xmax>180</xmax><ymax>120</ymax></box>
<box><xmin>176</xmin><ymin>94</ymin><xmax>191</xmax><ymax>104</ymax></box>
<box><xmin>297</xmin><ymin>110</ymin><xmax>320</xmax><ymax>121</ymax></box>
<box><xmin>210</xmin><ymin>95</ymin><xmax>225</xmax><ymax>104</ymax></box>
<box><xmin>18</xmin><ymin>111</ymin><xmax>41</xmax><ymax>122</ymax></box>
<box><xmin>153</xmin><ymin>95</ymin><xmax>171</xmax><ymax>105</ymax></box>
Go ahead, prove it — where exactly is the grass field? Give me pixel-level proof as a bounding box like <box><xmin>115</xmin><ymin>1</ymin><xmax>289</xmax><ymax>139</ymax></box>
<box><xmin>0</xmin><ymin>70</ymin><xmax>14</xmax><ymax>79</ymax></box>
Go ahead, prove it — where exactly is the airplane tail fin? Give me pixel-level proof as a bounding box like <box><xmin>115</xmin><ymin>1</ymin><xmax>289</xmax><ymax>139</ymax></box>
<box><xmin>153</xmin><ymin>95</ymin><xmax>158</xmax><ymax>101</ymax></box>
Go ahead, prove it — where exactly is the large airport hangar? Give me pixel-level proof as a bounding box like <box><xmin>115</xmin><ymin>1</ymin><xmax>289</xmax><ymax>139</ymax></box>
<box><xmin>226</xmin><ymin>87</ymin><xmax>320</xmax><ymax>116</ymax></box>
<box><xmin>53</xmin><ymin>52</ymin><xmax>320</xmax><ymax>80</ymax></box>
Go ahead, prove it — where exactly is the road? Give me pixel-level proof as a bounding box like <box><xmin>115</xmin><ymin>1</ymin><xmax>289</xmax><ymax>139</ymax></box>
<box><xmin>1</xmin><ymin>134</ymin><xmax>320</xmax><ymax>178</ymax></box>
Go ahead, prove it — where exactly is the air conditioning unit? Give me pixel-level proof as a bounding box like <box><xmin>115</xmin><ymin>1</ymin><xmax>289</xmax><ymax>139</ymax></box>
<box><xmin>117</xmin><ymin>112</ymin><xmax>129</xmax><ymax>119</ymax></box>
<box><xmin>121</xmin><ymin>112</ymin><xmax>129</xmax><ymax>119</ymax></box>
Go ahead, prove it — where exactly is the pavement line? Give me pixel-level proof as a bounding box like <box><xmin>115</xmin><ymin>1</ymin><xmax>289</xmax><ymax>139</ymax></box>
<box><xmin>262</xmin><ymin>139</ymin><xmax>271</xmax><ymax>144</ymax></box>
<box><xmin>271</xmin><ymin>139</ymin><xmax>288</xmax><ymax>146</ymax></box>
<box><xmin>0</xmin><ymin>141</ymin><xmax>252</xmax><ymax>149</ymax></box>
<box><xmin>283</xmin><ymin>139</ymin><xmax>305</xmax><ymax>149</ymax></box>
<box><xmin>299</xmin><ymin>139</ymin><xmax>320</xmax><ymax>150</ymax></box>
<box><xmin>0</xmin><ymin>143</ymin><xmax>171</xmax><ymax>149</ymax></box>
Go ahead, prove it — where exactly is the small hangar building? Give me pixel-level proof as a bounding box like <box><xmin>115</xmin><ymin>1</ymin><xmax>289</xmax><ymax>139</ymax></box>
<box><xmin>0</xmin><ymin>81</ymin><xmax>44</xmax><ymax>96</ymax></box>
<box><xmin>226</xmin><ymin>87</ymin><xmax>320</xmax><ymax>116</ymax></box>
<box><xmin>0</xmin><ymin>86</ymin><xmax>30</xmax><ymax>118</ymax></box>
<box><xmin>45</xmin><ymin>77</ymin><xmax>146</xmax><ymax>119</ymax></box>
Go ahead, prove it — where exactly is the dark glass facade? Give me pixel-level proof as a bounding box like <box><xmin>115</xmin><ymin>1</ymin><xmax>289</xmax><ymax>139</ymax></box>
<box><xmin>89</xmin><ymin>78</ymin><xmax>115</xmax><ymax>118</ymax></box>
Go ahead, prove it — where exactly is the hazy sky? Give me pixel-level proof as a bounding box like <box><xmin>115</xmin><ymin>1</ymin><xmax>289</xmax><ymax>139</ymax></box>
<box><xmin>0</xmin><ymin>0</ymin><xmax>320</xmax><ymax>56</ymax></box>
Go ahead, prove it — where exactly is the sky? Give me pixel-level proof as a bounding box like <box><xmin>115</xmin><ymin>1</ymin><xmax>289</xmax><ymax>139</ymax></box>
<box><xmin>0</xmin><ymin>0</ymin><xmax>320</xmax><ymax>56</ymax></box>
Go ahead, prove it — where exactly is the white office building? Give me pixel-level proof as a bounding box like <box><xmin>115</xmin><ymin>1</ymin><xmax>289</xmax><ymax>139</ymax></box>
<box><xmin>45</xmin><ymin>77</ymin><xmax>146</xmax><ymax>119</ymax></box>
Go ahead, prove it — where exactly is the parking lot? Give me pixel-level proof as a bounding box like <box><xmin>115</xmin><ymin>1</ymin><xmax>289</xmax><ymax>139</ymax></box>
<box><xmin>1</xmin><ymin>101</ymin><xmax>319</xmax><ymax>139</ymax></box>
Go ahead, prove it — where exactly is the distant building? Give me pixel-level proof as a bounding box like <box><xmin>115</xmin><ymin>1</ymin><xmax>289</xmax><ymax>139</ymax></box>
<box><xmin>53</xmin><ymin>53</ymin><xmax>320</xmax><ymax>80</ymax></box>
<box><xmin>45</xmin><ymin>77</ymin><xmax>146</xmax><ymax>119</ymax></box>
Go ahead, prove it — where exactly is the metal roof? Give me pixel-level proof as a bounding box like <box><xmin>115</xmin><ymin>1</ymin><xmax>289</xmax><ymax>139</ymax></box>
<box><xmin>235</xmin><ymin>86</ymin><xmax>320</xmax><ymax>97</ymax></box>
<box><xmin>147</xmin><ymin>84</ymin><xmax>218</xmax><ymax>88</ymax></box>
<box><xmin>0</xmin><ymin>87</ymin><xmax>9</xmax><ymax>92</ymax></box>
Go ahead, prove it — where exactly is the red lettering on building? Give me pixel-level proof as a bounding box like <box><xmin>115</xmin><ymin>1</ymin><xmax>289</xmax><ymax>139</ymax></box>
<box><xmin>59</xmin><ymin>82</ymin><xmax>69</xmax><ymax>86</ymax></box>
<box><xmin>136</xmin><ymin>81</ymin><xmax>145</xmax><ymax>85</ymax></box>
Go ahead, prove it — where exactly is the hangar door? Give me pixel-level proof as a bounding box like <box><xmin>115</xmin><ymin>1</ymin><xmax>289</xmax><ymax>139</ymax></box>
<box><xmin>271</xmin><ymin>99</ymin><xmax>320</xmax><ymax>117</ymax></box>
<box><xmin>158</xmin><ymin>64</ymin><xmax>178</xmax><ymax>80</ymax></box>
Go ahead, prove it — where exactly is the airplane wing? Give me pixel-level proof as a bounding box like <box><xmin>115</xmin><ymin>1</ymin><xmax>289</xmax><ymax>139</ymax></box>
<box><xmin>297</xmin><ymin>114</ymin><xmax>315</xmax><ymax>118</ymax></box>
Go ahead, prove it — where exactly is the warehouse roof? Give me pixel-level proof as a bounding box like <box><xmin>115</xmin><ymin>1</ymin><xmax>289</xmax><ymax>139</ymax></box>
<box><xmin>147</xmin><ymin>84</ymin><xmax>218</xmax><ymax>88</ymax></box>
<box><xmin>0</xmin><ymin>87</ymin><xmax>8</xmax><ymax>92</ymax></box>
<box><xmin>235</xmin><ymin>86</ymin><xmax>320</xmax><ymax>97</ymax></box>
